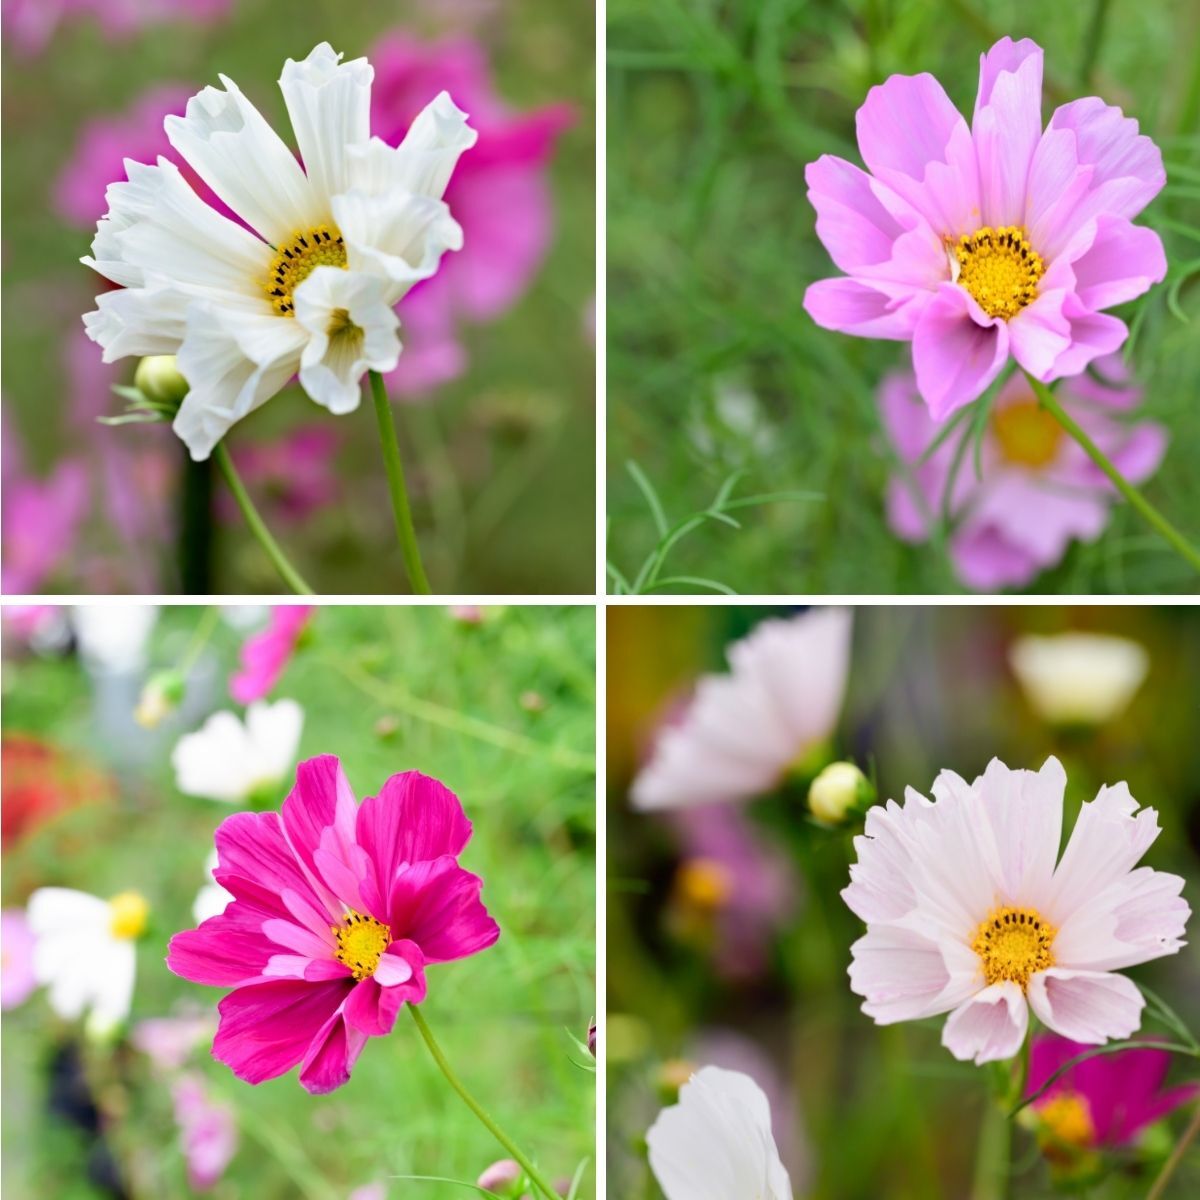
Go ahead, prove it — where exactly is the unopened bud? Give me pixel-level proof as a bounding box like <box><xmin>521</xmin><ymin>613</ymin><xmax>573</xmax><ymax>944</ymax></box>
<box><xmin>134</xmin><ymin>355</ymin><xmax>189</xmax><ymax>407</ymax></box>
<box><xmin>587</xmin><ymin>1017</ymin><xmax>596</xmax><ymax>1057</ymax></box>
<box><xmin>477</xmin><ymin>1160</ymin><xmax>523</xmax><ymax>1193</ymax></box>
<box><xmin>134</xmin><ymin>669</ymin><xmax>186</xmax><ymax>729</ymax></box>
<box><xmin>808</xmin><ymin>761</ymin><xmax>873</xmax><ymax>825</ymax></box>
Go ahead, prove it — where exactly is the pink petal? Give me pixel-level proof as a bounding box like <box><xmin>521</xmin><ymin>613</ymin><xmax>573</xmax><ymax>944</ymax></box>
<box><xmin>1007</xmin><ymin>289</ymin><xmax>1074</xmax><ymax>379</ymax></box>
<box><xmin>297</xmin><ymin>1009</ymin><xmax>368</xmax><ymax>1095</ymax></box>
<box><xmin>212</xmin><ymin>810</ymin><xmax>327</xmax><ymax>923</ymax></box>
<box><xmin>374</xmin><ymin>939</ymin><xmax>427</xmax><ymax>991</ymax></box>
<box><xmin>1059</xmin><ymin>215</ymin><xmax>1167</xmax><ymax>311</ymax></box>
<box><xmin>803</xmin><ymin>277</ymin><xmax>929</xmax><ymax>340</ymax></box>
<box><xmin>942</xmin><ymin>983</ymin><xmax>1028</xmax><ymax>1064</ymax></box>
<box><xmin>847</xmin><ymin>925</ymin><xmax>978</xmax><ymax>1023</ymax></box>
<box><xmin>212</xmin><ymin>978</ymin><xmax>351</xmax><ymax>1086</ymax></box>
<box><xmin>343</xmin><ymin>977</ymin><xmax>402</xmax><ymax>1037</ymax></box>
<box><xmin>972</xmin><ymin>38</ymin><xmax>1044</xmax><ymax>226</ymax></box>
<box><xmin>968</xmin><ymin>471</ymin><xmax>1109</xmax><ymax>563</ymax></box>
<box><xmin>388</xmin><ymin>856</ymin><xmax>500</xmax><ymax>964</ymax></box>
<box><xmin>1027</xmin><ymin>969</ymin><xmax>1145</xmax><ymax>1043</ymax></box>
<box><xmin>912</xmin><ymin>284</ymin><xmax>1009</xmax><ymax>419</ymax></box>
<box><xmin>343</xmin><ymin>941</ymin><xmax>427</xmax><ymax>1036</ymax></box>
<box><xmin>1047</xmin><ymin>298</ymin><xmax>1127</xmax><ymax>378</ymax></box>
<box><xmin>167</xmin><ymin>904</ymin><xmax>279</xmax><ymax>987</ymax></box>
<box><xmin>280</xmin><ymin>755</ymin><xmax>360</xmax><ymax>909</ymax></box>
<box><xmin>950</xmin><ymin>525</ymin><xmax>1041</xmax><ymax>591</ymax></box>
<box><xmin>356</xmin><ymin>772</ymin><xmax>473</xmax><ymax>915</ymax></box>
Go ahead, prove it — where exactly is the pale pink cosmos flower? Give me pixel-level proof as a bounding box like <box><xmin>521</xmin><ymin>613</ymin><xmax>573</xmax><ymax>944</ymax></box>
<box><xmin>631</xmin><ymin>608</ymin><xmax>852</xmax><ymax>810</ymax></box>
<box><xmin>1</xmin><ymin>908</ymin><xmax>37</xmax><ymax>1009</ymax></box>
<box><xmin>804</xmin><ymin>37</ymin><xmax>1167</xmax><ymax>420</ymax></box>
<box><xmin>368</xmin><ymin>35</ymin><xmax>574</xmax><ymax>396</ymax></box>
<box><xmin>844</xmin><ymin>757</ymin><xmax>1189</xmax><ymax>1065</ymax></box>
<box><xmin>881</xmin><ymin>355</ymin><xmax>1166</xmax><ymax>589</ymax></box>
<box><xmin>229</xmin><ymin>606</ymin><xmax>314</xmax><ymax>705</ymax></box>
<box><xmin>132</xmin><ymin>1013</ymin><xmax>216</xmax><ymax>1071</ymax></box>
<box><xmin>171</xmin><ymin>1072</ymin><xmax>238</xmax><ymax>1191</ymax></box>
<box><xmin>166</xmin><ymin>755</ymin><xmax>499</xmax><ymax>1093</ymax></box>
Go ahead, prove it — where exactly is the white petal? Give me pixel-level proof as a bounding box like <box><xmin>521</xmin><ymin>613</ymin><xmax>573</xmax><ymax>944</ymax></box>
<box><xmin>279</xmin><ymin>42</ymin><xmax>372</xmax><ymax>208</ymax></box>
<box><xmin>85</xmin><ymin>941</ymin><xmax>136</xmax><ymax>1037</ymax></box>
<box><xmin>941</xmin><ymin>982</ymin><xmax>1028</xmax><ymax>1064</ymax></box>
<box><xmin>849</xmin><ymin>923</ymin><xmax>980</xmax><ymax>1023</ymax></box>
<box><xmin>293</xmin><ymin>266</ymin><xmax>401</xmax><ymax>413</ymax></box>
<box><xmin>174</xmin><ymin>304</ymin><xmax>306</xmax><ymax>461</ymax></box>
<box><xmin>165</xmin><ymin>74</ymin><xmax>320</xmax><ymax>244</ymax></box>
<box><xmin>1009</xmin><ymin>633</ymin><xmax>1149</xmax><ymax>725</ymax></box>
<box><xmin>28</xmin><ymin>888</ymin><xmax>109</xmax><ymax>939</ymax></box>
<box><xmin>83</xmin><ymin>274</ymin><xmax>193</xmax><ymax>363</ymax></box>
<box><xmin>647</xmin><ymin>1066</ymin><xmax>792</xmax><ymax>1200</ymax></box>
<box><xmin>245</xmin><ymin>699</ymin><xmax>304</xmax><ymax>781</ymax></box>
<box><xmin>1026</xmin><ymin>968</ymin><xmax>1144</xmax><ymax>1043</ymax></box>
<box><xmin>172</xmin><ymin>712</ymin><xmax>258</xmax><ymax>802</ymax></box>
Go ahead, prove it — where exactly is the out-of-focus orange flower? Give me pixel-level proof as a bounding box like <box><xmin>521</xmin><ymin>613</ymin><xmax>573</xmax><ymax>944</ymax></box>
<box><xmin>1</xmin><ymin>736</ymin><xmax>112</xmax><ymax>843</ymax></box>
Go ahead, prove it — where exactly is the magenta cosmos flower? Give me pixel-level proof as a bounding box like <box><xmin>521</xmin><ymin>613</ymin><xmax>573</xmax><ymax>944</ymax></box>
<box><xmin>1025</xmin><ymin>1034</ymin><xmax>1200</xmax><ymax>1161</ymax></box>
<box><xmin>881</xmin><ymin>354</ymin><xmax>1166</xmax><ymax>589</ymax></box>
<box><xmin>167</xmin><ymin>756</ymin><xmax>499</xmax><ymax>1093</ymax></box>
<box><xmin>804</xmin><ymin>38</ymin><xmax>1166</xmax><ymax>419</ymax></box>
<box><xmin>229</xmin><ymin>606</ymin><xmax>314</xmax><ymax>705</ymax></box>
<box><xmin>844</xmin><ymin>757</ymin><xmax>1189</xmax><ymax>1065</ymax></box>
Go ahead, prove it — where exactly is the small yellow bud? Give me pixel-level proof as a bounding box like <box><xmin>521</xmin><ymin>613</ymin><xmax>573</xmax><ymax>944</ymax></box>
<box><xmin>134</xmin><ymin>355</ymin><xmax>190</xmax><ymax>406</ymax></box>
<box><xmin>108</xmin><ymin>891</ymin><xmax>149</xmax><ymax>940</ymax></box>
<box><xmin>808</xmin><ymin>761</ymin><xmax>872</xmax><ymax>825</ymax></box>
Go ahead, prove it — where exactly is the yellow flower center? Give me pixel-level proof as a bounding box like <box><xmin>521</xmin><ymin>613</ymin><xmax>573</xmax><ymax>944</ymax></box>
<box><xmin>952</xmin><ymin>225</ymin><xmax>1044</xmax><ymax>320</ymax></box>
<box><xmin>675</xmin><ymin>858</ymin><xmax>734</xmax><ymax>911</ymax></box>
<box><xmin>992</xmin><ymin>399</ymin><xmax>1063</xmax><ymax>468</ymax></box>
<box><xmin>1037</xmin><ymin>1091</ymin><xmax>1097</xmax><ymax>1162</ymax></box>
<box><xmin>109</xmin><ymin>891</ymin><xmax>149</xmax><ymax>940</ymax></box>
<box><xmin>266</xmin><ymin>224</ymin><xmax>347</xmax><ymax>316</ymax></box>
<box><xmin>332</xmin><ymin>910</ymin><xmax>391</xmax><ymax>981</ymax></box>
<box><xmin>972</xmin><ymin>905</ymin><xmax>1055</xmax><ymax>990</ymax></box>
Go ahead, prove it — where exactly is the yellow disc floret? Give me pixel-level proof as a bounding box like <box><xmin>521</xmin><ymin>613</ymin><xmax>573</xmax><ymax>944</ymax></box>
<box><xmin>972</xmin><ymin>905</ymin><xmax>1055</xmax><ymax>989</ymax></box>
<box><xmin>109</xmin><ymin>891</ymin><xmax>149</xmax><ymax>940</ymax></box>
<box><xmin>952</xmin><ymin>225</ymin><xmax>1044</xmax><ymax>320</ymax></box>
<box><xmin>332</xmin><ymin>910</ymin><xmax>391</xmax><ymax>980</ymax></box>
<box><xmin>266</xmin><ymin>224</ymin><xmax>347</xmax><ymax>316</ymax></box>
<box><xmin>992</xmin><ymin>399</ymin><xmax>1063</xmax><ymax>468</ymax></box>
<box><xmin>1037</xmin><ymin>1091</ymin><xmax>1097</xmax><ymax>1162</ymax></box>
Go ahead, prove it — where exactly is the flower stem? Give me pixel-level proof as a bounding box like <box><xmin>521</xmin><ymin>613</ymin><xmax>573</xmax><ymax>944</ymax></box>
<box><xmin>369</xmin><ymin>370</ymin><xmax>432</xmax><ymax>594</ymax></box>
<box><xmin>407</xmin><ymin>1005</ymin><xmax>558</xmax><ymax>1200</ymax></box>
<box><xmin>1026</xmin><ymin>372</ymin><xmax>1200</xmax><ymax>576</ymax></box>
<box><xmin>1147</xmin><ymin>1101</ymin><xmax>1200</xmax><ymax>1200</ymax></box>
<box><xmin>213</xmin><ymin>443</ymin><xmax>314</xmax><ymax>595</ymax></box>
<box><xmin>970</xmin><ymin>1094</ymin><xmax>1009</xmax><ymax>1200</ymax></box>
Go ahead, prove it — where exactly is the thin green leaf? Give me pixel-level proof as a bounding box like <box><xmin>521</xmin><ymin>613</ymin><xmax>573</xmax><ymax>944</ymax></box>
<box><xmin>917</xmin><ymin>403</ymin><xmax>974</xmax><ymax>466</ymax></box>
<box><xmin>564</xmin><ymin>1158</ymin><xmax>591</xmax><ymax>1200</ymax></box>
<box><xmin>645</xmin><ymin>574</ymin><xmax>737</xmax><ymax>594</ymax></box>
<box><xmin>626</xmin><ymin>459</ymin><xmax>670</xmax><ymax>538</ymax></box>
<box><xmin>386</xmin><ymin>1176</ymin><xmax>502</xmax><ymax>1197</ymax></box>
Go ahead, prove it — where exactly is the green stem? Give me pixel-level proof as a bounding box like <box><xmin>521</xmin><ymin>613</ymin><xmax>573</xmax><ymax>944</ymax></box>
<box><xmin>179</xmin><ymin>605</ymin><xmax>220</xmax><ymax>675</ymax></box>
<box><xmin>1078</xmin><ymin>0</ymin><xmax>1112</xmax><ymax>85</ymax></box>
<box><xmin>214</xmin><ymin>443</ymin><xmax>314</xmax><ymax>595</ymax></box>
<box><xmin>369</xmin><ymin>370</ymin><xmax>432</xmax><ymax>594</ymax></box>
<box><xmin>1147</xmin><ymin>1101</ymin><xmax>1200</xmax><ymax>1200</ymax></box>
<box><xmin>970</xmin><ymin>1094</ymin><xmax>1010</xmax><ymax>1200</ymax></box>
<box><xmin>1026</xmin><ymin>373</ymin><xmax>1200</xmax><ymax>576</ymax></box>
<box><xmin>408</xmin><ymin>1006</ymin><xmax>558</xmax><ymax>1200</ymax></box>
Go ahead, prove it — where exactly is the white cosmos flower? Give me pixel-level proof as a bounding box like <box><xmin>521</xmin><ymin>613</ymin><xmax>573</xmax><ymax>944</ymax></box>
<box><xmin>844</xmin><ymin>757</ymin><xmax>1189</xmax><ymax>1065</ymax></box>
<box><xmin>83</xmin><ymin>42</ymin><xmax>476</xmax><ymax>460</ymax></box>
<box><xmin>1009</xmin><ymin>632</ymin><xmax>1150</xmax><ymax>726</ymax></box>
<box><xmin>192</xmin><ymin>850</ymin><xmax>233</xmax><ymax>925</ymax></box>
<box><xmin>647</xmin><ymin>1066</ymin><xmax>792</xmax><ymax>1200</ymax></box>
<box><xmin>631</xmin><ymin>608</ymin><xmax>852</xmax><ymax>810</ymax></box>
<box><xmin>28</xmin><ymin>888</ymin><xmax>147</xmax><ymax>1037</ymax></box>
<box><xmin>172</xmin><ymin>699</ymin><xmax>303</xmax><ymax>803</ymax></box>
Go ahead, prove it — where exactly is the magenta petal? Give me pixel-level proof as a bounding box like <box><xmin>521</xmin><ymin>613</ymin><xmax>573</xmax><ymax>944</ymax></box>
<box><xmin>1047</xmin><ymin>298</ymin><xmax>1127</xmax><ymax>379</ymax></box>
<box><xmin>803</xmin><ymin>277</ymin><xmax>928</xmax><ymax>340</ymax></box>
<box><xmin>168</xmin><ymin>904</ymin><xmax>279</xmax><ymax>986</ymax></box>
<box><xmin>356</xmin><ymin>772</ymin><xmax>472</xmax><ymax>913</ymax></box>
<box><xmin>212</xmin><ymin>979</ymin><xmax>350</xmax><ymax>1086</ymax></box>
<box><xmin>1063</xmin><ymin>215</ymin><xmax>1167</xmax><ymax>311</ymax></box>
<box><xmin>912</xmin><ymin>284</ymin><xmax>1009</xmax><ymax>419</ymax></box>
<box><xmin>343</xmin><ymin>978</ymin><xmax>402</xmax><ymax>1037</ymax></box>
<box><xmin>297</xmin><ymin>1009</ymin><xmax>368</xmax><ymax>1095</ymax></box>
<box><xmin>212</xmin><ymin>811</ymin><xmax>326</xmax><ymax>922</ymax></box>
<box><xmin>389</xmin><ymin>856</ymin><xmax>500</xmax><ymax>964</ymax></box>
<box><xmin>280</xmin><ymin>755</ymin><xmax>360</xmax><ymax>901</ymax></box>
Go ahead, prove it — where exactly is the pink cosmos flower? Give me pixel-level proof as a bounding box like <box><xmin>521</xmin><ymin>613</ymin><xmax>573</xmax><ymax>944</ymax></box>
<box><xmin>881</xmin><ymin>355</ymin><xmax>1167</xmax><ymax>589</ymax></box>
<box><xmin>368</xmin><ymin>35</ymin><xmax>574</xmax><ymax>396</ymax></box>
<box><xmin>166</xmin><ymin>756</ymin><xmax>499</xmax><ymax>1093</ymax></box>
<box><xmin>132</xmin><ymin>1014</ymin><xmax>216</xmax><ymax>1071</ymax></box>
<box><xmin>1</xmin><ymin>908</ymin><xmax>38</xmax><ymax>1009</ymax></box>
<box><xmin>1026</xmin><ymin>1034</ymin><xmax>1200</xmax><ymax>1157</ymax></box>
<box><xmin>844</xmin><ymin>757</ymin><xmax>1189</xmax><ymax>1065</ymax></box>
<box><xmin>631</xmin><ymin>608</ymin><xmax>852</xmax><ymax>810</ymax></box>
<box><xmin>217</xmin><ymin>427</ymin><xmax>341</xmax><ymax>526</ymax></box>
<box><xmin>229</xmin><ymin>606</ymin><xmax>314</xmax><ymax>705</ymax></box>
<box><xmin>2</xmin><ymin>0</ymin><xmax>232</xmax><ymax>57</ymax></box>
<box><xmin>171</xmin><ymin>1072</ymin><xmax>238</xmax><ymax>1191</ymax></box>
<box><xmin>804</xmin><ymin>37</ymin><xmax>1167</xmax><ymax>419</ymax></box>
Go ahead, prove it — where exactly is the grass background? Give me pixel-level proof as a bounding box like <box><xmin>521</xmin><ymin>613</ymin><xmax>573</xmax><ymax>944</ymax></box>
<box><xmin>606</xmin><ymin>0</ymin><xmax>1200</xmax><ymax>595</ymax></box>
<box><xmin>1</xmin><ymin>604</ymin><xmax>596</xmax><ymax>1198</ymax></box>
<box><xmin>1</xmin><ymin>0</ymin><xmax>595</xmax><ymax>595</ymax></box>
<box><xmin>607</xmin><ymin>604</ymin><xmax>1200</xmax><ymax>1199</ymax></box>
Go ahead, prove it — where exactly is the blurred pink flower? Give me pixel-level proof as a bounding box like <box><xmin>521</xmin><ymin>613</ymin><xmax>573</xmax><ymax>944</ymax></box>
<box><xmin>217</xmin><ymin>428</ymin><xmax>340</xmax><ymax>526</ymax></box>
<box><xmin>368</xmin><ymin>35</ymin><xmax>574</xmax><ymax>395</ymax></box>
<box><xmin>881</xmin><ymin>355</ymin><xmax>1167</xmax><ymax>590</ymax></box>
<box><xmin>132</xmin><ymin>1014</ymin><xmax>216</xmax><ymax>1071</ymax></box>
<box><xmin>229</xmin><ymin>605</ymin><xmax>314</xmax><ymax>705</ymax></box>
<box><xmin>1</xmin><ymin>908</ymin><xmax>37</xmax><ymax>1009</ymax></box>
<box><xmin>171</xmin><ymin>1072</ymin><xmax>238</xmax><ymax>1191</ymax></box>
<box><xmin>448</xmin><ymin>604</ymin><xmax>485</xmax><ymax>624</ymax></box>
<box><xmin>166</xmin><ymin>756</ymin><xmax>499</xmax><ymax>1094</ymax></box>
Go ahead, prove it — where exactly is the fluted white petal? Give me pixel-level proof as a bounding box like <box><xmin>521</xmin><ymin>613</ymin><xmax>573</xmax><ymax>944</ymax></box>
<box><xmin>942</xmin><ymin>982</ymin><xmax>1028</xmax><ymax>1064</ymax></box>
<box><xmin>83</xmin><ymin>277</ymin><xmax>193</xmax><ymax>362</ymax></box>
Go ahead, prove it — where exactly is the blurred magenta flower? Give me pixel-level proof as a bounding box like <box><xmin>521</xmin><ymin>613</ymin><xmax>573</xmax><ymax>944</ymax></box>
<box><xmin>218</xmin><ymin>428</ymin><xmax>340</xmax><ymax>525</ymax></box>
<box><xmin>171</xmin><ymin>1072</ymin><xmax>238</xmax><ymax>1191</ymax></box>
<box><xmin>368</xmin><ymin>35</ymin><xmax>574</xmax><ymax>396</ymax></box>
<box><xmin>167</xmin><ymin>756</ymin><xmax>499</xmax><ymax>1093</ymax></box>
<box><xmin>803</xmin><ymin>37</ymin><xmax>1166</xmax><ymax>419</ymax></box>
<box><xmin>230</xmin><ymin>606</ymin><xmax>314</xmax><ymax>704</ymax></box>
<box><xmin>1026</xmin><ymin>1034</ymin><xmax>1199</xmax><ymax>1155</ymax></box>
<box><xmin>880</xmin><ymin>355</ymin><xmax>1166</xmax><ymax>589</ymax></box>
<box><xmin>1</xmin><ymin>908</ymin><xmax>37</xmax><ymax>1009</ymax></box>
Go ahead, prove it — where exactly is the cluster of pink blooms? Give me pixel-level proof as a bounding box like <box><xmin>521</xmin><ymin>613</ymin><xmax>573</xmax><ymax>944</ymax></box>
<box><xmin>2</xmin><ymin>0</ymin><xmax>233</xmax><ymax>57</ymax></box>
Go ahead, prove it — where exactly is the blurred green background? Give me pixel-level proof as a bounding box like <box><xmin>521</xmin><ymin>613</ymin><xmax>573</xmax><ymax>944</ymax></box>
<box><xmin>2</xmin><ymin>0</ymin><xmax>595</xmax><ymax>595</ymax></box>
<box><xmin>607</xmin><ymin>604</ymin><xmax>1200</xmax><ymax>1198</ymax></box>
<box><xmin>2</xmin><ymin>603</ymin><xmax>596</xmax><ymax>1197</ymax></box>
<box><xmin>607</xmin><ymin>0</ymin><xmax>1200</xmax><ymax>594</ymax></box>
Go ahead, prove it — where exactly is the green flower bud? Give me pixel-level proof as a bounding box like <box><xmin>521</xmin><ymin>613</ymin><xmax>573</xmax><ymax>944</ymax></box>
<box><xmin>133</xmin><ymin>669</ymin><xmax>186</xmax><ymax>729</ymax></box>
<box><xmin>134</xmin><ymin>355</ymin><xmax>190</xmax><ymax>407</ymax></box>
<box><xmin>808</xmin><ymin>761</ymin><xmax>874</xmax><ymax>825</ymax></box>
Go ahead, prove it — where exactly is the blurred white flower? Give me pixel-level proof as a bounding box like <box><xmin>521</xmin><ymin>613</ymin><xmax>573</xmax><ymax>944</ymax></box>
<box><xmin>172</xmin><ymin>699</ymin><xmax>303</xmax><ymax>803</ymax></box>
<box><xmin>631</xmin><ymin>608</ymin><xmax>852</xmax><ymax>810</ymax></box>
<box><xmin>192</xmin><ymin>850</ymin><xmax>233</xmax><ymax>924</ymax></box>
<box><xmin>1009</xmin><ymin>633</ymin><xmax>1149</xmax><ymax>726</ymax></box>
<box><xmin>28</xmin><ymin>887</ymin><xmax>147</xmax><ymax>1037</ymax></box>
<box><xmin>72</xmin><ymin>605</ymin><xmax>158</xmax><ymax>673</ymax></box>
<box><xmin>647</xmin><ymin>1066</ymin><xmax>793</xmax><ymax>1200</ymax></box>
